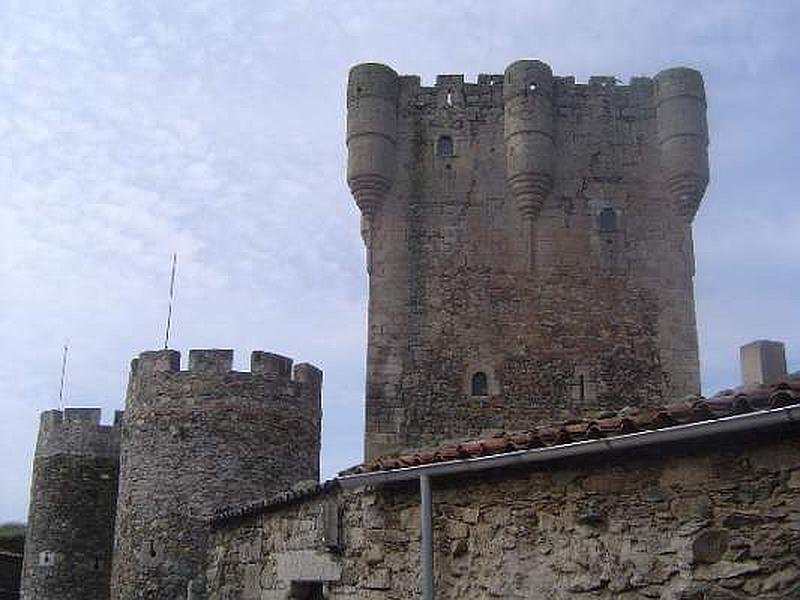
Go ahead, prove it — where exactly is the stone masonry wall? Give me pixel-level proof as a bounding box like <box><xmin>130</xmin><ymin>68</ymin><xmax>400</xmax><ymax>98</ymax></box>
<box><xmin>20</xmin><ymin>408</ymin><xmax>122</xmax><ymax>600</ymax></box>
<box><xmin>348</xmin><ymin>62</ymin><xmax>708</xmax><ymax>459</ymax></box>
<box><xmin>111</xmin><ymin>349</ymin><xmax>322</xmax><ymax>600</ymax></box>
<box><xmin>207</xmin><ymin>427</ymin><xmax>800</xmax><ymax>599</ymax></box>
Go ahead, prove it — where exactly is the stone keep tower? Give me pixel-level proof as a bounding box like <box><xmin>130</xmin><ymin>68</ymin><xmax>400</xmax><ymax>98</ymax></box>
<box><xmin>111</xmin><ymin>349</ymin><xmax>322</xmax><ymax>599</ymax></box>
<box><xmin>347</xmin><ymin>60</ymin><xmax>709</xmax><ymax>459</ymax></box>
<box><xmin>21</xmin><ymin>408</ymin><xmax>122</xmax><ymax>600</ymax></box>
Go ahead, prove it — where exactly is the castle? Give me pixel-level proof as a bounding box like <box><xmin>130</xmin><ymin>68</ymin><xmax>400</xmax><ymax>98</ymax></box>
<box><xmin>19</xmin><ymin>60</ymin><xmax>800</xmax><ymax>599</ymax></box>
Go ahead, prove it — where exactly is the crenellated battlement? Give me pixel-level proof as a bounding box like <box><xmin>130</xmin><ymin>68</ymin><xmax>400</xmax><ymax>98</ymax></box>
<box><xmin>400</xmin><ymin>71</ymin><xmax>657</xmax><ymax>91</ymax></box>
<box><xmin>130</xmin><ymin>348</ymin><xmax>322</xmax><ymax>392</ymax></box>
<box><xmin>394</xmin><ymin>67</ymin><xmax>659</xmax><ymax>111</ymax></box>
<box><xmin>35</xmin><ymin>407</ymin><xmax>123</xmax><ymax>460</ymax></box>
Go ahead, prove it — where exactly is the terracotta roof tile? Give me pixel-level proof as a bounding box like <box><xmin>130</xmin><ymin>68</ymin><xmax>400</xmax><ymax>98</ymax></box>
<box><xmin>339</xmin><ymin>375</ymin><xmax>800</xmax><ymax>477</ymax></box>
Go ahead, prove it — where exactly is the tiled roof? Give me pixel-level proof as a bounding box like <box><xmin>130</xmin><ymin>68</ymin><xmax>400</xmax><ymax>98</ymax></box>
<box><xmin>339</xmin><ymin>376</ymin><xmax>800</xmax><ymax>477</ymax></box>
<box><xmin>209</xmin><ymin>376</ymin><xmax>800</xmax><ymax>526</ymax></box>
<box><xmin>210</xmin><ymin>479</ymin><xmax>338</xmax><ymax>527</ymax></box>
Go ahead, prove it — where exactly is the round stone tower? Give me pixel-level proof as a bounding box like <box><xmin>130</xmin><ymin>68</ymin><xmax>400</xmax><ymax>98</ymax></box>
<box><xmin>110</xmin><ymin>348</ymin><xmax>322</xmax><ymax>600</ymax></box>
<box><xmin>21</xmin><ymin>408</ymin><xmax>122</xmax><ymax>600</ymax></box>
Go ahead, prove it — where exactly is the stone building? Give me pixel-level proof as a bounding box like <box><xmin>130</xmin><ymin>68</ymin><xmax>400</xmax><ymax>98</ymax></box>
<box><xmin>208</xmin><ymin>375</ymin><xmax>800</xmax><ymax>599</ymax></box>
<box><xmin>20</xmin><ymin>59</ymin><xmax>799</xmax><ymax>599</ymax></box>
<box><xmin>347</xmin><ymin>60</ymin><xmax>709</xmax><ymax>460</ymax></box>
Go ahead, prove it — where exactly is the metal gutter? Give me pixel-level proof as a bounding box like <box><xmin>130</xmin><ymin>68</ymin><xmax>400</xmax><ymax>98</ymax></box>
<box><xmin>338</xmin><ymin>404</ymin><xmax>800</xmax><ymax>489</ymax></box>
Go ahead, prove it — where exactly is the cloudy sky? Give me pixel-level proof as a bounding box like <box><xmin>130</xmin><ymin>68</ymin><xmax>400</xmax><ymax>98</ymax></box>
<box><xmin>1</xmin><ymin>0</ymin><xmax>798</xmax><ymax>522</ymax></box>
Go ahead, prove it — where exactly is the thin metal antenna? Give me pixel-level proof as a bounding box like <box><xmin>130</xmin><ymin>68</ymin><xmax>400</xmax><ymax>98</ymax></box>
<box><xmin>164</xmin><ymin>253</ymin><xmax>177</xmax><ymax>349</ymax></box>
<box><xmin>58</xmin><ymin>343</ymin><xmax>69</xmax><ymax>410</ymax></box>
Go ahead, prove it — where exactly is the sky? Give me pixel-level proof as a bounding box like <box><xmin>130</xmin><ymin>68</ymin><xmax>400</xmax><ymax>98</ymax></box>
<box><xmin>1</xmin><ymin>0</ymin><xmax>798</xmax><ymax>523</ymax></box>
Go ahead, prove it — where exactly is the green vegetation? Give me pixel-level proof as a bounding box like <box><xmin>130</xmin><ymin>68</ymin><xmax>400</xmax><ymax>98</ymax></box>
<box><xmin>0</xmin><ymin>523</ymin><xmax>25</xmax><ymax>554</ymax></box>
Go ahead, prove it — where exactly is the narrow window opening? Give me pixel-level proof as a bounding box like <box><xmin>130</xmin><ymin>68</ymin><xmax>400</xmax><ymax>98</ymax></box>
<box><xmin>93</xmin><ymin>556</ymin><xmax>100</xmax><ymax>570</ymax></box>
<box><xmin>436</xmin><ymin>136</ymin><xmax>454</xmax><ymax>157</ymax></box>
<box><xmin>445</xmin><ymin>89</ymin><xmax>453</xmax><ymax>107</ymax></box>
<box><xmin>471</xmin><ymin>372</ymin><xmax>488</xmax><ymax>397</ymax></box>
<box><xmin>579</xmin><ymin>374</ymin><xmax>585</xmax><ymax>402</ymax></box>
<box><xmin>597</xmin><ymin>207</ymin><xmax>617</xmax><ymax>232</ymax></box>
<box><xmin>148</xmin><ymin>540</ymin><xmax>157</xmax><ymax>558</ymax></box>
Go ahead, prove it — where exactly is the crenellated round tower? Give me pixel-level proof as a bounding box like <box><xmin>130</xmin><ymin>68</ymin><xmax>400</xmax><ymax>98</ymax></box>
<box><xmin>110</xmin><ymin>348</ymin><xmax>322</xmax><ymax>600</ymax></box>
<box><xmin>21</xmin><ymin>408</ymin><xmax>122</xmax><ymax>600</ymax></box>
<box><xmin>654</xmin><ymin>67</ymin><xmax>709</xmax><ymax>219</ymax></box>
<box><xmin>503</xmin><ymin>59</ymin><xmax>555</xmax><ymax>221</ymax></box>
<box><xmin>346</xmin><ymin>62</ymin><xmax>400</xmax><ymax>247</ymax></box>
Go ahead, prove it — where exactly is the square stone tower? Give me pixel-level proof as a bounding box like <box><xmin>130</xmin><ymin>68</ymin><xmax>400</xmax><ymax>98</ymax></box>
<box><xmin>346</xmin><ymin>60</ymin><xmax>709</xmax><ymax>459</ymax></box>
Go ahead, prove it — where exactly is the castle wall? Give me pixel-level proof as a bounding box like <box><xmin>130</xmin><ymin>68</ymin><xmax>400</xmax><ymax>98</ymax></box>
<box><xmin>348</xmin><ymin>62</ymin><xmax>709</xmax><ymax>459</ymax></box>
<box><xmin>206</xmin><ymin>427</ymin><xmax>800</xmax><ymax>599</ymax></box>
<box><xmin>111</xmin><ymin>349</ymin><xmax>322</xmax><ymax>600</ymax></box>
<box><xmin>20</xmin><ymin>408</ymin><xmax>122</xmax><ymax>600</ymax></box>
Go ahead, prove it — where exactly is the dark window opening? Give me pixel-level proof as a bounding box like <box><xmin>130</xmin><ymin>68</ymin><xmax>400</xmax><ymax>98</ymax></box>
<box><xmin>597</xmin><ymin>207</ymin><xmax>617</xmax><ymax>232</ymax></box>
<box><xmin>148</xmin><ymin>540</ymin><xmax>157</xmax><ymax>558</ymax></box>
<box><xmin>93</xmin><ymin>556</ymin><xmax>100</xmax><ymax>570</ymax></box>
<box><xmin>290</xmin><ymin>581</ymin><xmax>324</xmax><ymax>600</ymax></box>
<box><xmin>471</xmin><ymin>372</ymin><xmax>488</xmax><ymax>397</ymax></box>
<box><xmin>436</xmin><ymin>136</ymin><xmax>454</xmax><ymax>157</ymax></box>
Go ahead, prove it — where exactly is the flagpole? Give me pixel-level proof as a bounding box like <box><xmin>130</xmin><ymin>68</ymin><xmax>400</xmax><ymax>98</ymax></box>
<box><xmin>164</xmin><ymin>253</ymin><xmax>177</xmax><ymax>350</ymax></box>
<box><xmin>58</xmin><ymin>343</ymin><xmax>69</xmax><ymax>410</ymax></box>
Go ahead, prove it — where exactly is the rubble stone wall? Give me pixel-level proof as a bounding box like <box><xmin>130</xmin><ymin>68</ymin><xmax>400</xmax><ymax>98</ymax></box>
<box><xmin>207</xmin><ymin>429</ymin><xmax>800</xmax><ymax>599</ymax></box>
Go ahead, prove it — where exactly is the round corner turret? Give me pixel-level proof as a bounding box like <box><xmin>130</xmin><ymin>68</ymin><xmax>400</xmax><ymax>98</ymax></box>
<box><xmin>346</xmin><ymin>63</ymin><xmax>400</xmax><ymax>234</ymax></box>
<box><xmin>503</xmin><ymin>59</ymin><xmax>554</xmax><ymax>100</ymax></box>
<box><xmin>503</xmin><ymin>59</ymin><xmax>556</xmax><ymax>223</ymax></box>
<box><xmin>654</xmin><ymin>66</ymin><xmax>709</xmax><ymax>220</ymax></box>
<box><xmin>654</xmin><ymin>66</ymin><xmax>706</xmax><ymax>102</ymax></box>
<box><xmin>347</xmin><ymin>62</ymin><xmax>399</xmax><ymax>100</ymax></box>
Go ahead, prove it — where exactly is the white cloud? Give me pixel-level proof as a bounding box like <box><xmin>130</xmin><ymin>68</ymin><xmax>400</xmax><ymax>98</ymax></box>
<box><xmin>1</xmin><ymin>0</ymin><xmax>799</xmax><ymax>521</ymax></box>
